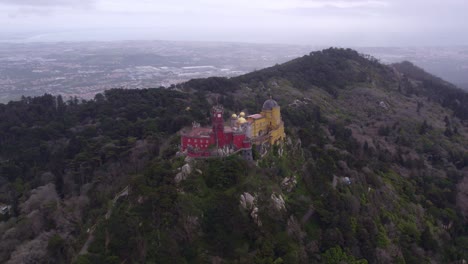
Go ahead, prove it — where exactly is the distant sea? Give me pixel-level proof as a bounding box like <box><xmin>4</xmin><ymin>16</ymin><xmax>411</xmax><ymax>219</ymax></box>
<box><xmin>0</xmin><ymin>30</ymin><xmax>167</xmax><ymax>43</ymax></box>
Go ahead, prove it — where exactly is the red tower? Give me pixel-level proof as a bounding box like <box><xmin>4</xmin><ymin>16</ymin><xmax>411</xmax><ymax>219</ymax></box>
<box><xmin>211</xmin><ymin>105</ymin><xmax>225</xmax><ymax>147</ymax></box>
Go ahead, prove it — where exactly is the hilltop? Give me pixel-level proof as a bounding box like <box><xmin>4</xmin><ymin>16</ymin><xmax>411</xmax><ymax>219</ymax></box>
<box><xmin>0</xmin><ymin>48</ymin><xmax>466</xmax><ymax>263</ymax></box>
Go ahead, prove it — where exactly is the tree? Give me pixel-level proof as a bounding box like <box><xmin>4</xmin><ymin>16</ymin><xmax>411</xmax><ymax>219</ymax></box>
<box><xmin>321</xmin><ymin>246</ymin><xmax>368</xmax><ymax>264</ymax></box>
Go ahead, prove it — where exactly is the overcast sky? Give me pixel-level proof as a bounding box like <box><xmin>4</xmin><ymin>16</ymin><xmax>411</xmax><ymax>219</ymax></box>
<box><xmin>1</xmin><ymin>0</ymin><xmax>467</xmax><ymax>46</ymax></box>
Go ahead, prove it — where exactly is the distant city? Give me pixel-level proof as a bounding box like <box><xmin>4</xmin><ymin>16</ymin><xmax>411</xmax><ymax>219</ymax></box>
<box><xmin>0</xmin><ymin>40</ymin><xmax>467</xmax><ymax>103</ymax></box>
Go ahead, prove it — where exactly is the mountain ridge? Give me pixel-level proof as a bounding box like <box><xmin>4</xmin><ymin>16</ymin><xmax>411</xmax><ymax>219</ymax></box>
<box><xmin>0</xmin><ymin>48</ymin><xmax>466</xmax><ymax>263</ymax></box>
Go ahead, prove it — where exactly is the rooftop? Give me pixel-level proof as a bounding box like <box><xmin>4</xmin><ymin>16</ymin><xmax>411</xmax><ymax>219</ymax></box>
<box><xmin>182</xmin><ymin>127</ymin><xmax>212</xmax><ymax>138</ymax></box>
<box><xmin>182</xmin><ymin>126</ymin><xmax>236</xmax><ymax>137</ymax></box>
<box><xmin>262</xmin><ymin>99</ymin><xmax>279</xmax><ymax>110</ymax></box>
<box><xmin>247</xmin><ymin>114</ymin><xmax>263</xmax><ymax>119</ymax></box>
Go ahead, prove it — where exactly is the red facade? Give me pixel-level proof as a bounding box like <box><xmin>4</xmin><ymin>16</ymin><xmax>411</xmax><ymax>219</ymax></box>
<box><xmin>180</xmin><ymin>106</ymin><xmax>251</xmax><ymax>157</ymax></box>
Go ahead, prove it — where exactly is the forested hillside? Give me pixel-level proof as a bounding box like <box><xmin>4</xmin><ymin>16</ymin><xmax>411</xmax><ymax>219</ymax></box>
<box><xmin>0</xmin><ymin>48</ymin><xmax>467</xmax><ymax>263</ymax></box>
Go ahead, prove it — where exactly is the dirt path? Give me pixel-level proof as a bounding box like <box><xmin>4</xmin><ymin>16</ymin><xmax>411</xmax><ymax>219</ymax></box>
<box><xmin>76</xmin><ymin>186</ymin><xmax>130</xmax><ymax>257</ymax></box>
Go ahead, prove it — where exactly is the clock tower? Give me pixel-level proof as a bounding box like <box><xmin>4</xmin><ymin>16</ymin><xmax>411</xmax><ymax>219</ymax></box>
<box><xmin>211</xmin><ymin>105</ymin><xmax>225</xmax><ymax>147</ymax></box>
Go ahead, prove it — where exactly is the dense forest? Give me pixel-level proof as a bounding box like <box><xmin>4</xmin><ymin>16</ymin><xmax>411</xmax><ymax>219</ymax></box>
<box><xmin>0</xmin><ymin>48</ymin><xmax>467</xmax><ymax>263</ymax></box>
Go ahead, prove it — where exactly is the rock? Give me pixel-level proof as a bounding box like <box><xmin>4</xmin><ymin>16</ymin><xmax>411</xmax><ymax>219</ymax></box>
<box><xmin>341</xmin><ymin>177</ymin><xmax>351</xmax><ymax>185</ymax></box>
<box><xmin>296</xmin><ymin>138</ymin><xmax>302</xmax><ymax>149</ymax></box>
<box><xmin>281</xmin><ymin>175</ymin><xmax>297</xmax><ymax>192</ymax></box>
<box><xmin>379</xmin><ymin>101</ymin><xmax>389</xmax><ymax>109</ymax></box>
<box><xmin>181</xmin><ymin>163</ymin><xmax>192</xmax><ymax>175</ymax></box>
<box><xmin>175</xmin><ymin>163</ymin><xmax>192</xmax><ymax>184</ymax></box>
<box><xmin>250</xmin><ymin>207</ymin><xmax>262</xmax><ymax>227</ymax></box>
<box><xmin>332</xmin><ymin>175</ymin><xmax>351</xmax><ymax>188</ymax></box>
<box><xmin>175</xmin><ymin>172</ymin><xmax>186</xmax><ymax>184</ymax></box>
<box><xmin>278</xmin><ymin>145</ymin><xmax>284</xmax><ymax>157</ymax></box>
<box><xmin>240</xmin><ymin>192</ymin><xmax>262</xmax><ymax>227</ymax></box>
<box><xmin>240</xmin><ymin>192</ymin><xmax>255</xmax><ymax>210</ymax></box>
<box><xmin>332</xmin><ymin>175</ymin><xmax>339</xmax><ymax>189</ymax></box>
<box><xmin>217</xmin><ymin>149</ymin><xmax>224</xmax><ymax>156</ymax></box>
<box><xmin>271</xmin><ymin>193</ymin><xmax>286</xmax><ymax>211</ymax></box>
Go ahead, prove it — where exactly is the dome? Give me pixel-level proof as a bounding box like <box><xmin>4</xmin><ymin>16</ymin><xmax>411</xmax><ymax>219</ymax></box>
<box><xmin>231</xmin><ymin>113</ymin><xmax>238</xmax><ymax>118</ymax></box>
<box><xmin>262</xmin><ymin>99</ymin><xmax>279</xmax><ymax>110</ymax></box>
<box><xmin>239</xmin><ymin>112</ymin><xmax>246</xmax><ymax>117</ymax></box>
<box><xmin>238</xmin><ymin>117</ymin><xmax>247</xmax><ymax>124</ymax></box>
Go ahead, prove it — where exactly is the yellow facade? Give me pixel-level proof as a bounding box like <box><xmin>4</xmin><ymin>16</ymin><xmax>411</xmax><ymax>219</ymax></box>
<box><xmin>247</xmin><ymin>99</ymin><xmax>286</xmax><ymax>145</ymax></box>
<box><xmin>250</xmin><ymin>117</ymin><xmax>268</xmax><ymax>137</ymax></box>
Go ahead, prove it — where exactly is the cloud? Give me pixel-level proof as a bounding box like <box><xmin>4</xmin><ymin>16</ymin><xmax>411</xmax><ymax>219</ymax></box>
<box><xmin>0</xmin><ymin>0</ymin><xmax>467</xmax><ymax>46</ymax></box>
<box><xmin>95</xmin><ymin>0</ymin><xmax>389</xmax><ymax>15</ymax></box>
<box><xmin>258</xmin><ymin>0</ymin><xmax>389</xmax><ymax>10</ymax></box>
<box><xmin>0</xmin><ymin>0</ymin><xmax>94</xmax><ymax>8</ymax></box>
<box><xmin>0</xmin><ymin>0</ymin><xmax>95</xmax><ymax>18</ymax></box>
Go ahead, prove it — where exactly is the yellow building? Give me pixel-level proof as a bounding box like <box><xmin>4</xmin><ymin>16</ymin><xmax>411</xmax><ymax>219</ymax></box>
<box><xmin>245</xmin><ymin>98</ymin><xmax>286</xmax><ymax>145</ymax></box>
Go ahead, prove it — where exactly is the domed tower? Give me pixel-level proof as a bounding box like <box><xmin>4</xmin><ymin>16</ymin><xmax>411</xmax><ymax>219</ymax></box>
<box><xmin>237</xmin><ymin>111</ymin><xmax>247</xmax><ymax>127</ymax></box>
<box><xmin>262</xmin><ymin>98</ymin><xmax>281</xmax><ymax>128</ymax></box>
<box><xmin>259</xmin><ymin>97</ymin><xmax>285</xmax><ymax>145</ymax></box>
<box><xmin>230</xmin><ymin>113</ymin><xmax>238</xmax><ymax>127</ymax></box>
<box><xmin>237</xmin><ymin>117</ymin><xmax>247</xmax><ymax>125</ymax></box>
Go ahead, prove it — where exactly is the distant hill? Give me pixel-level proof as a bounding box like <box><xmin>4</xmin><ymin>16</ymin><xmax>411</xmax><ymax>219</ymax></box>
<box><xmin>458</xmin><ymin>83</ymin><xmax>468</xmax><ymax>91</ymax></box>
<box><xmin>0</xmin><ymin>48</ymin><xmax>466</xmax><ymax>264</ymax></box>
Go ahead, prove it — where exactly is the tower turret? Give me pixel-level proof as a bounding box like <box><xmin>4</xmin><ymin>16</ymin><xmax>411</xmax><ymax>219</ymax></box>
<box><xmin>231</xmin><ymin>113</ymin><xmax>238</xmax><ymax>127</ymax></box>
<box><xmin>211</xmin><ymin>105</ymin><xmax>225</xmax><ymax>147</ymax></box>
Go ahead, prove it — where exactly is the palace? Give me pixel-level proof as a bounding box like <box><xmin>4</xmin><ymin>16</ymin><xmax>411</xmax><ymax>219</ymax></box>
<box><xmin>180</xmin><ymin>98</ymin><xmax>286</xmax><ymax>159</ymax></box>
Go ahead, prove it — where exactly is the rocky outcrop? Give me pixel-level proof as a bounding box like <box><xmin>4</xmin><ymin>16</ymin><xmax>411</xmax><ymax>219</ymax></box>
<box><xmin>270</xmin><ymin>193</ymin><xmax>286</xmax><ymax>212</ymax></box>
<box><xmin>250</xmin><ymin>207</ymin><xmax>261</xmax><ymax>227</ymax></box>
<box><xmin>332</xmin><ymin>175</ymin><xmax>351</xmax><ymax>189</ymax></box>
<box><xmin>240</xmin><ymin>192</ymin><xmax>261</xmax><ymax>227</ymax></box>
<box><xmin>175</xmin><ymin>163</ymin><xmax>193</xmax><ymax>184</ymax></box>
<box><xmin>278</xmin><ymin>144</ymin><xmax>284</xmax><ymax>157</ymax></box>
<box><xmin>182</xmin><ymin>163</ymin><xmax>192</xmax><ymax>175</ymax></box>
<box><xmin>240</xmin><ymin>192</ymin><xmax>255</xmax><ymax>211</ymax></box>
<box><xmin>216</xmin><ymin>146</ymin><xmax>235</xmax><ymax>157</ymax></box>
<box><xmin>281</xmin><ymin>175</ymin><xmax>297</xmax><ymax>192</ymax></box>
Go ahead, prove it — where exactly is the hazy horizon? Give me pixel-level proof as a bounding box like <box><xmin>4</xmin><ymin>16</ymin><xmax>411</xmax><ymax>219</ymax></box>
<box><xmin>3</xmin><ymin>31</ymin><xmax>468</xmax><ymax>49</ymax></box>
